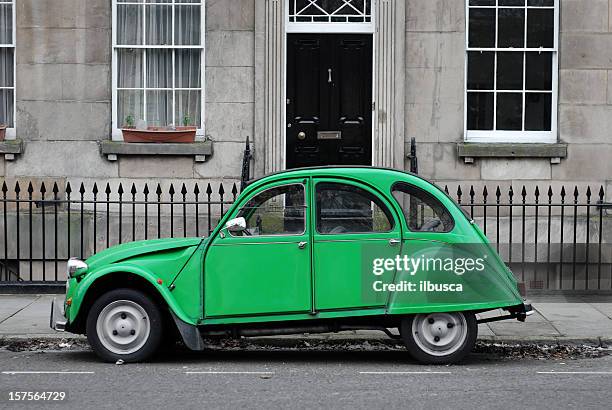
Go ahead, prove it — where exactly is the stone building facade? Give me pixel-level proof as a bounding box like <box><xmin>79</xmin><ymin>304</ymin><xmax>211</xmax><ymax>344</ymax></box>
<box><xmin>0</xmin><ymin>0</ymin><xmax>609</xmax><ymax>197</ymax></box>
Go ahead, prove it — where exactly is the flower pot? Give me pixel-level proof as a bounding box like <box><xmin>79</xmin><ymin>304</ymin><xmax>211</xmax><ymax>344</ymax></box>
<box><xmin>122</xmin><ymin>126</ymin><xmax>197</xmax><ymax>143</ymax></box>
<box><xmin>0</xmin><ymin>125</ymin><xmax>6</xmax><ymax>141</ymax></box>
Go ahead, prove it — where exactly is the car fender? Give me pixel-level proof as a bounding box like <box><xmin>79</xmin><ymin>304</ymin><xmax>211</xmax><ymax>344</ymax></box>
<box><xmin>68</xmin><ymin>262</ymin><xmax>195</xmax><ymax>326</ymax></box>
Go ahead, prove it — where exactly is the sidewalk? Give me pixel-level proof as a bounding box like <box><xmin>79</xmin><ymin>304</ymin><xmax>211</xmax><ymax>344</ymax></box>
<box><xmin>1</xmin><ymin>294</ymin><xmax>612</xmax><ymax>343</ymax></box>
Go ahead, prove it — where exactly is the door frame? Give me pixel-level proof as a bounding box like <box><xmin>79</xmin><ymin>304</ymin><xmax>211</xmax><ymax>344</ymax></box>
<box><xmin>282</xmin><ymin>4</ymin><xmax>377</xmax><ymax>170</ymax></box>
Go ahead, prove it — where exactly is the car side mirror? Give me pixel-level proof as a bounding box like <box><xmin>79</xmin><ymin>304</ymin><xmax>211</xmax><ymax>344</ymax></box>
<box><xmin>225</xmin><ymin>217</ymin><xmax>247</xmax><ymax>233</ymax></box>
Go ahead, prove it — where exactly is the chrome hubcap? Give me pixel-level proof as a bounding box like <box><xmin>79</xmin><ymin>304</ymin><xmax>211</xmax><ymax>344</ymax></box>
<box><xmin>96</xmin><ymin>300</ymin><xmax>150</xmax><ymax>355</ymax></box>
<box><xmin>412</xmin><ymin>313</ymin><xmax>467</xmax><ymax>356</ymax></box>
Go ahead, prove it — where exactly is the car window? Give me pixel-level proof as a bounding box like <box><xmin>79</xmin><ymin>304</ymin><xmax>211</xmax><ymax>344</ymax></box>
<box><xmin>316</xmin><ymin>182</ymin><xmax>393</xmax><ymax>234</ymax></box>
<box><xmin>234</xmin><ymin>184</ymin><xmax>305</xmax><ymax>236</ymax></box>
<box><xmin>392</xmin><ymin>182</ymin><xmax>454</xmax><ymax>232</ymax></box>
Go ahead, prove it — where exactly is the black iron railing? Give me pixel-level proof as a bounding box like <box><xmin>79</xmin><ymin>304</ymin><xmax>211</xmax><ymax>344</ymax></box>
<box><xmin>0</xmin><ymin>179</ymin><xmax>610</xmax><ymax>292</ymax></box>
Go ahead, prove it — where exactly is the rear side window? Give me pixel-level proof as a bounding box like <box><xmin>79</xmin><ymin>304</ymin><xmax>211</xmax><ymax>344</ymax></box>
<box><xmin>316</xmin><ymin>182</ymin><xmax>394</xmax><ymax>234</ymax></box>
<box><xmin>392</xmin><ymin>183</ymin><xmax>454</xmax><ymax>232</ymax></box>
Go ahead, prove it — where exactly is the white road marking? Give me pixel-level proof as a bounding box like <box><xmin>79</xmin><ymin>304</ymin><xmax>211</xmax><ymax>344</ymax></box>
<box><xmin>537</xmin><ymin>371</ymin><xmax>612</xmax><ymax>375</ymax></box>
<box><xmin>359</xmin><ymin>371</ymin><xmax>452</xmax><ymax>375</ymax></box>
<box><xmin>2</xmin><ymin>371</ymin><xmax>95</xmax><ymax>375</ymax></box>
<box><xmin>185</xmin><ymin>371</ymin><xmax>275</xmax><ymax>375</ymax></box>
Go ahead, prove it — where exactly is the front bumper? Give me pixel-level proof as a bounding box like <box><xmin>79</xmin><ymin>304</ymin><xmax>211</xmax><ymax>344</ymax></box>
<box><xmin>49</xmin><ymin>297</ymin><xmax>67</xmax><ymax>332</ymax></box>
<box><xmin>476</xmin><ymin>301</ymin><xmax>534</xmax><ymax>324</ymax></box>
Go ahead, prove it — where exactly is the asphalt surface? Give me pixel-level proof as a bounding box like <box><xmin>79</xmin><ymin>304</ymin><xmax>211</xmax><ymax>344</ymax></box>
<box><xmin>1</xmin><ymin>344</ymin><xmax>612</xmax><ymax>409</ymax></box>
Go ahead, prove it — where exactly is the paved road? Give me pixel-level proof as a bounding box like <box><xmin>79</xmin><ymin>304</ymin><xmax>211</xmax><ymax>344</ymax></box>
<box><xmin>1</xmin><ymin>347</ymin><xmax>611</xmax><ymax>409</ymax></box>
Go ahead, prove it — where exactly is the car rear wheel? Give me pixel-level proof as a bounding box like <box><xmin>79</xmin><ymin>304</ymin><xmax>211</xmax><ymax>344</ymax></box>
<box><xmin>86</xmin><ymin>288</ymin><xmax>163</xmax><ymax>362</ymax></box>
<box><xmin>400</xmin><ymin>311</ymin><xmax>477</xmax><ymax>365</ymax></box>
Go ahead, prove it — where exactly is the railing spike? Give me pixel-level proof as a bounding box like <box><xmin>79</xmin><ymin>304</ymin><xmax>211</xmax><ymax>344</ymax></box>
<box><xmin>92</xmin><ymin>183</ymin><xmax>98</xmax><ymax>194</ymax></box>
<box><xmin>27</xmin><ymin>181</ymin><xmax>34</xmax><ymax>194</ymax></box>
<box><xmin>586</xmin><ymin>186</ymin><xmax>591</xmax><ymax>200</ymax></box>
<box><xmin>181</xmin><ymin>183</ymin><xmax>188</xmax><ymax>195</ymax></box>
<box><xmin>79</xmin><ymin>182</ymin><xmax>86</xmax><ymax>194</ymax></box>
<box><xmin>444</xmin><ymin>185</ymin><xmax>449</xmax><ymax>194</ymax></box>
<box><xmin>219</xmin><ymin>183</ymin><xmax>225</xmax><ymax>195</ymax></box>
<box><xmin>482</xmin><ymin>185</ymin><xmax>488</xmax><ymax>197</ymax></box>
<box><xmin>599</xmin><ymin>185</ymin><xmax>605</xmax><ymax>200</ymax></box>
<box><xmin>193</xmin><ymin>183</ymin><xmax>200</xmax><ymax>195</ymax></box>
<box><xmin>469</xmin><ymin>185</ymin><xmax>475</xmax><ymax>198</ymax></box>
<box><xmin>40</xmin><ymin>182</ymin><xmax>46</xmax><ymax>194</ymax></box>
<box><xmin>560</xmin><ymin>185</ymin><xmax>566</xmax><ymax>197</ymax></box>
<box><xmin>131</xmin><ymin>183</ymin><xmax>137</xmax><ymax>195</ymax></box>
<box><xmin>169</xmin><ymin>183</ymin><xmax>175</xmax><ymax>195</ymax></box>
<box><xmin>206</xmin><ymin>183</ymin><xmax>213</xmax><ymax>195</ymax></box>
<box><xmin>156</xmin><ymin>183</ymin><xmax>162</xmax><ymax>196</ymax></box>
<box><xmin>105</xmin><ymin>183</ymin><xmax>112</xmax><ymax>195</ymax></box>
<box><xmin>2</xmin><ymin>181</ymin><xmax>8</xmax><ymax>193</ymax></box>
<box><xmin>143</xmin><ymin>183</ymin><xmax>149</xmax><ymax>195</ymax></box>
<box><xmin>232</xmin><ymin>183</ymin><xmax>238</xmax><ymax>196</ymax></box>
<box><xmin>64</xmin><ymin>182</ymin><xmax>70</xmax><ymax>194</ymax></box>
<box><xmin>534</xmin><ymin>185</ymin><xmax>540</xmax><ymax>197</ymax></box>
<box><xmin>495</xmin><ymin>186</ymin><xmax>501</xmax><ymax>198</ymax></box>
<box><xmin>118</xmin><ymin>183</ymin><xmax>124</xmax><ymax>195</ymax></box>
<box><xmin>547</xmin><ymin>185</ymin><xmax>553</xmax><ymax>197</ymax></box>
<box><xmin>521</xmin><ymin>185</ymin><xmax>527</xmax><ymax>197</ymax></box>
<box><xmin>573</xmin><ymin>185</ymin><xmax>579</xmax><ymax>199</ymax></box>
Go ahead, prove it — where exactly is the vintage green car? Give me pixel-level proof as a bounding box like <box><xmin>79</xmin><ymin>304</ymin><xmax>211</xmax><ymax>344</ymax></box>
<box><xmin>51</xmin><ymin>167</ymin><xmax>532</xmax><ymax>364</ymax></box>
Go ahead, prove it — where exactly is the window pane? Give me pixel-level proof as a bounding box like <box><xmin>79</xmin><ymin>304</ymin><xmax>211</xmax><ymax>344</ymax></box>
<box><xmin>467</xmin><ymin>92</ymin><xmax>494</xmax><ymax>130</ymax></box>
<box><xmin>467</xmin><ymin>51</ymin><xmax>494</xmax><ymax>90</ymax></box>
<box><xmin>527</xmin><ymin>9</ymin><xmax>554</xmax><ymax>48</ymax></box>
<box><xmin>392</xmin><ymin>184</ymin><xmax>454</xmax><ymax>233</ymax></box>
<box><xmin>525</xmin><ymin>93</ymin><xmax>551</xmax><ymax>131</ymax></box>
<box><xmin>469</xmin><ymin>0</ymin><xmax>495</xmax><ymax>5</ymax></box>
<box><xmin>175</xmin><ymin>90</ymin><xmax>201</xmax><ymax>127</ymax></box>
<box><xmin>525</xmin><ymin>52</ymin><xmax>552</xmax><ymax>90</ymax></box>
<box><xmin>498</xmin><ymin>8</ymin><xmax>525</xmax><ymax>48</ymax></box>
<box><xmin>316</xmin><ymin>182</ymin><xmax>393</xmax><ymax>234</ymax></box>
<box><xmin>236</xmin><ymin>185</ymin><xmax>306</xmax><ymax>236</ymax></box>
<box><xmin>0</xmin><ymin>89</ymin><xmax>13</xmax><ymax>127</ymax></box>
<box><xmin>146</xmin><ymin>90</ymin><xmax>172</xmax><ymax>126</ymax></box>
<box><xmin>468</xmin><ymin>8</ymin><xmax>495</xmax><ymax>48</ymax></box>
<box><xmin>118</xmin><ymin>90</ymin><xmax>144</xmax><ymax>126</ymax></box>
<box><xmin>175</xmin><ymin>5</ymin><xmax>201</xmax><ymax>45</ymax></box>
<box><xmin>0</xmin><ymin>48</ymin><xmax>13</xmax><ymax>87</ymax></box>
<box><xmin>146</xmin><ymin>49</ymin><xmax>172</xmax><ymax>88</ymax></box>
<box><xmin>117</xmin><ymin>49</ymin><xmax>143</xmax><ymax>88</ymax></box>
<box><xmin>175</xmin><ymin>49</ymin><xmax>201</xmax><ymax>88</ymax></box>
<box><xmin>145</xmin><ymin>5</ymin><xmax>172</xmax><ymax>45</ymax></box>
<box><xmin>528</xmin><ymin>0</ymin><xmax>554</xmax><ymax>6</ymax></box>
<box><xmin>499</xmin><ymin>0</ymin><xmax>524</xmax><ymax>5</ymax></box>
<box><xmin>0</xmin><ymin>4</ymin><xmax>12</xmax><ymax>45</ymax></box>
<box><xmin>117</xmin><ymin>4</ymin><xmax>143</xmax><ymax>45</ymax></box>
<box><xmin>496</xmin><ymin>93</ymin><xmax>523</xmax><ymax>130</ymax></box>
<box><xmin>497</xmin><ymin>52</ymin><xmax>523</xmax><ymax>90</ymax></box>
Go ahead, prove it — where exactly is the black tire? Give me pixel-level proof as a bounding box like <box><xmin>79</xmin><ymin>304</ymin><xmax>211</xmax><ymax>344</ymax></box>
<box><xmin>400</xmin><ymin>311</ymin><xmax>477</xmax><ymax>365</ymax></box>
<box><xmin>86</xmin><ymin>288</ymin><xmax>163</xmax><ymax>363</ymax></box>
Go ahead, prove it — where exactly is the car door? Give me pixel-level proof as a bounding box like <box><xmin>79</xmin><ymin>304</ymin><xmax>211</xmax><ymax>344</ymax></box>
<box><xmin>204</xmin><ymin>179</ymin><xmax>312</xmax><ymax>317</ymax></box>
<box><xmin>312</xmin><ymin>178</ymin><xmax>402</xmax><ymax>311</ymax></box>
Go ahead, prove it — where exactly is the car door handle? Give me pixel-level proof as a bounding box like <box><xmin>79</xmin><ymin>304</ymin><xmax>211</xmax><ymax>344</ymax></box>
<box><xmin>389</xmin><ymin>239</ymin><xmax>401</xmax><ymax>246</ymax></box>
<box><xmin>298</xmin><ymin>241</ymin><xmax>307</xmax><ymax>249</ymax></box>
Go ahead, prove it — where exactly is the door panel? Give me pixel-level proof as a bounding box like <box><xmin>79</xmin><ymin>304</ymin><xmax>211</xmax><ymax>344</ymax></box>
<box><xmin>204</xmin><ymin>181</ymin><xmax>312</xmax><ymax>317</ymax></box>
<box><xmin>312</xmin><ymin>179</ymin><xmax>401</xmax><ymax>311</ymax></box>
<box><xmin>286</xmin><ymin>34</ymin><xmax>373</xmax><ymax>168</ymax></box>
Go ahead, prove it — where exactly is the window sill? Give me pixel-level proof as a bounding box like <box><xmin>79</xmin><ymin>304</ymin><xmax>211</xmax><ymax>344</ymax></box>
<box><xmin>100</xmin><ymin>140</ymin><xmax>213</xmax><ymax>162</ymax></box>
<box><xmin>457</xmin><ymin>142</ymin><xmax>567</xmax><ymax>164</ymax></box>
<box><xmin>0</xmin><ymin>138</ymin><xmax>23</xmax><ymax>160</ymax></box>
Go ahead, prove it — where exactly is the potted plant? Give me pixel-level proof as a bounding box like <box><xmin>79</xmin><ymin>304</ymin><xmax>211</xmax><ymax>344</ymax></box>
<box><xmin>121</xmin><ymin>115</ymin><xmax>197</xmax><ymax>143</ymax></box>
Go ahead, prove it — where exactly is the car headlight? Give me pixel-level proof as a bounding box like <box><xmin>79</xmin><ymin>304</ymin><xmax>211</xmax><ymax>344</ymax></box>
<box><xmin>67</xmin><ymin>257</ymin><xmax>88</xmax><ymax>278</ymax></box>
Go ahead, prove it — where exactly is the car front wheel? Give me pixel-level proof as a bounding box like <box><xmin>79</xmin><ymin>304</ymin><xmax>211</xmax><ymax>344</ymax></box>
<box><xmin>86</xmin><ymin>288</ymin><xmax>163</xmax><ymax>362</ymax></box>
<box><xmin>400</xmin><ymin>311</ymin><xmax>477</xmax><ymax>365</ymax></box>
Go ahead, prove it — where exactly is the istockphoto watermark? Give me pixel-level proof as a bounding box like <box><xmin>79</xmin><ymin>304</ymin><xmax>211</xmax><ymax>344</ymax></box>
<box><xmin>360</xmin><ymin>243</ymin><xmax>510</xmax><ymax>303</ymax></box>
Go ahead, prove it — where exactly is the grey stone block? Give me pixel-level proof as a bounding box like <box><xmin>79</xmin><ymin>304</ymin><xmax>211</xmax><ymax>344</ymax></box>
<box><xmin>560</xmin><ymin>33</ymin><xmax>612</xmax><ymax>69</ymax></box>
<box><xmin>404</xmin><ymin>102</ymin><xmax>463</xmax><ymax>143</ymax></box>
<box><xmin>405</xmin><ymin>0</ymin><xmax>464</xmax><ymax>33</ymax></box>
<box><xmin>559</xmin><ymin>104</ymin><xmax>612</xmax><ymax>143</ymax></box>
<box><xmin>457</xmin><ymin>143</ymin><xmax>568</xmax><ymax>158</ymax></box>
<box><xmin>5</xmin><ymin>141</ymin><xmax>118</xmax><ymax>178</ymax></box>
<box><xmin>405</xmin><ymin>67</ymin><xmax>463</xmax><ymax>105</ymax></box>
<box><xmin>206</xmin><ymin>31</ymin><xmax>254</xmax><ymax>67</ymax></box>
<box><xmin>61</xmin><ymin>64</ymin><xmax>110</xmax><ymax>102</ymax></box>
<box><xmin>205</xmin><ymin>103</ymin><xmax>254</xmax><ymax>142</ymax></box>
<box><xmin>481</xmin><ymin>159</ymin><xmax>552</xmax><ymax>180</ymax></box>
<box><xmin>431</xmin><ymin>142</ymin><xmax>481</xmax><ymax>181</ymax></box>
<box><xmin>405</xmin><ymin>32</ymin><xmax>464</xmax><ymax>69</ymax></box>
<box><xmin>194</xmin><ymin>141</ymin><xmax>246</xmax><ymax>179</ymax></box>
<box><xmin>16</xmin><ymin>64</ymin><xmax>63</xmax><ymax>101</ymax></box>
<box><xmin>18</xmin><ymin>0</ymin><xmax>110</xmax><ymax>29</ymax></box>
<box><xmin>16</xmin><ymin>101</ymin><xmax>110</xmax><ymax>141</ymax></box>
<box><xmin>206</xmin><ymin>67</ymin><xmax>254</xmax><ymax>103</ymax></box>
<box><xmin>559</xmin><ymin>69</ymin><xmax>607</xmax><ymax>104</ymax></box>
<box><xmin>119</xmin><ymin>156</ymin><xmax>195</xmax><ymax>179</ymax></box>
<box><xmin>560</xmin><ymin>0</ymin><xmax>608</xmax><ymax>33</ymax></box>
<box><xmin>206</xmin><ymin>0</ymin><xmax>255</xmax><ymax>31</ymax></box>
<box><xmin>551</xmin><ymin>144</ymin><xmax>612</xmax><ymax>181</ymax></box>
<box><xmin>17</xmin><ymin>28</ymin><xmax>111</xmax><ymax>65</ymax></box>
<box><xmin>608</xmin><ymin>71</ymin><xmax>612</xmax><ymax>104</ymax></box>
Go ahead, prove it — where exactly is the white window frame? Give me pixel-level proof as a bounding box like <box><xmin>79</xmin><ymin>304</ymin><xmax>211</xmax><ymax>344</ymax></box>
<box><xmin>0</xmin><ymin>0</ymin><xmax>16</xmax><ymax>139</ymax></box>
<box><xmin>464</xmin><ymin>0</ymin><xmax>559</xmax><ymax>143</ymax></box>
<box><xmin>286</xmin><ymin>0</ymin><xmax>374</xmax><ymax>33</ymax></box>
<box><xmin>111</xmin><ymin>0</ymin><xmax>206</xmax><ymax>141</ymax></box>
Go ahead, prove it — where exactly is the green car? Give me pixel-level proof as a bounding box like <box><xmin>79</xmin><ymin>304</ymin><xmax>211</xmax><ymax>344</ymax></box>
<box><xmin>50</xmin><ymin>167</ymin><xmax>532</xmax><ymax>364</ymax></box>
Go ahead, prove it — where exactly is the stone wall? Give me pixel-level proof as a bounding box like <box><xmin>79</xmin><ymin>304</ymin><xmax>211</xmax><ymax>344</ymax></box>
<box><xmin>404</xmin><ymin>0</ymin><xmax>612</xmax><ymax>201</ymax></box>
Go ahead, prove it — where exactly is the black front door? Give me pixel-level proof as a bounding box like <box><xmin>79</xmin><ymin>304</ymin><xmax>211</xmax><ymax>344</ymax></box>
<box><xmin>286</xmin><ymin>34</ymin><xmax>373</xmax><ymax>169</ymax></box>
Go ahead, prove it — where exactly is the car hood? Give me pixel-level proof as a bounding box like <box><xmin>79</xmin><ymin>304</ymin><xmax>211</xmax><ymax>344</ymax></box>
<box><xmin>84</xmin><ymin>237</ymin><xmax>205</xmax><ymax>271</ymax></box>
